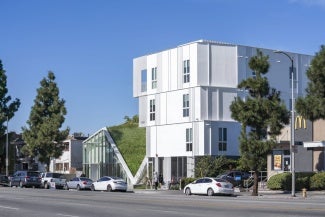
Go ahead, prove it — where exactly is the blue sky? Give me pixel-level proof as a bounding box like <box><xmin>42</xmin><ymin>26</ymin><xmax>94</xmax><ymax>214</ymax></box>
<box><xmin>1</xmin><ymin>0</ymin><xmax>324</xmax><ymax>135</ymax></box>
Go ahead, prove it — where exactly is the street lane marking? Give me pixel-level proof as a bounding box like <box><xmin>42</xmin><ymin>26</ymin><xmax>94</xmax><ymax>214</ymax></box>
<box><xmin>57</xmin><ymin>214</ymin><xmax>79</xmax><ymax>217</ymax></box>
<box><xmin>0</xmin><ymin>205</ymin><xmax>19</xmax><ymax>210</ymax></box>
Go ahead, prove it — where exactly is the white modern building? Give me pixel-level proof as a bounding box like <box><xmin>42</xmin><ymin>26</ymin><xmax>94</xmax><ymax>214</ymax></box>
<box><xmin>133</xmin><ymin>40</ymin><xmax>313</xmax><ymax>183</ymax></box>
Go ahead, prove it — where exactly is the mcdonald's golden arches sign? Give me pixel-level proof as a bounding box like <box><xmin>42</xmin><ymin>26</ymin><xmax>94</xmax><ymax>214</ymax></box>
<box><xmin>295</xmin><ymin>115</ymin><xmax>306</xmax><ymax>129</ymax></box>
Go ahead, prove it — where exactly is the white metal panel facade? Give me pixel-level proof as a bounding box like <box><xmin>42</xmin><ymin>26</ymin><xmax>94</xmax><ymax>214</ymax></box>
<box><xmin>133</xmin><ymin>40</ymin><xmax>313</xmax><ymax>179</ymax></box>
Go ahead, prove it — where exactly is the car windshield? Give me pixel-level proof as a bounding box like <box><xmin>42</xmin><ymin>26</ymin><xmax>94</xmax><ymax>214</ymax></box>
<box><xmin>52</xmin><ymin>173</ymin><xmax>63</xmax><ymax>178</ymax></box>
<box><xmin>27</xmin><ymin>172</ymin><xmax>39</xmax><ymax>177</ymax></box>
<box><xmin>80</xmin><ymin>178</ymin><xmax>92</xmax><ymax>182</ymax></box>
<box><xmin>213</xmin><ymin>178</ymin><xmax>227</xmax><ymax>183</ymax></box>
<box><xmin>111</xmin><ymin>176</ymin><xmax>123</xmax><ymax>180</ymax></box>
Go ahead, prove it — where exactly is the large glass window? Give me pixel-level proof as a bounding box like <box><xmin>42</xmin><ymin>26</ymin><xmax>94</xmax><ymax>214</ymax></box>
<box><xmin>186</xmin><ymin>128</ymin><xmax>193</xmax><ymax>152</ymax></box>
<box><xmin>218</xmin><ymin>128</ymin><xmax>227</xmax><ymax>152</ymax></box>
<box><xmin>151</xmin><ymin>67</ymin><xmax>157</xmax><ymax>89</ymax></box>
<box><xmin>150</xmin><ymin>99</ymin><xmax>155</xmax><ymax>121</ymax></box>
<box><xmin>183</xmin><ymin>60</ymin><xmax>190</xmax><ymax>83</ymax></box>
<box><xmin>83</xmin><ymin>130</ymin><xmax>128</xmax><ymax>182</ymax></box>
<box><xmin>141</xmin><ymin>69</ymin><xmax>147</xmax><ymax>92</ymax></box>
<box><xmin>183</xmin><ymin>94</ymin><xmax>189</xmax><ymax>117</ymax></box>
<box><xmin>171</xmin><ymin>157</ymin><xmax>187</xmax><ymax>180</ymax></box>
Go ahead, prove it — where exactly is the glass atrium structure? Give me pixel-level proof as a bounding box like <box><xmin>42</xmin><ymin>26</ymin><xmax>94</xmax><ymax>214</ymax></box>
<box><xmin>82</xmin><ymin>128</ymin><xmax>133</xmax><ymax>183</ymax></box>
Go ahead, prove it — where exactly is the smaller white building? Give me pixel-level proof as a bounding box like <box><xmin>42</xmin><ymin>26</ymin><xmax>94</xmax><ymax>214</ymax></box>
<box><xmin>50</xmin><ymin>133</ymin><xmax>88</xmax><ymax>174</ymax></box>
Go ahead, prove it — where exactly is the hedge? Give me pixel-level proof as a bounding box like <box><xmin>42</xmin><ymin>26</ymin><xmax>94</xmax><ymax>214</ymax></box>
<box><xmin>267</xmin><ymin>172</ymin><xmax>315</xmax><ymax>191</ymax></box>
<box><xmin>310</xmin><ymin>172</ymin><xmax>325</xmax><ymax>190</ymax></box>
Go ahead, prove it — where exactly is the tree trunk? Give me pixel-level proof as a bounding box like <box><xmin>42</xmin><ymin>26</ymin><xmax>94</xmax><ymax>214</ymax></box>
<box><xmin>45</xmin><ymin>158</ymin><xmax>50</xmax><ymax>172</ymax></box>
<box><xmin>251</xmin><ymin>171</ymin><xmax>259</xmax><ymax>196</ymax></box>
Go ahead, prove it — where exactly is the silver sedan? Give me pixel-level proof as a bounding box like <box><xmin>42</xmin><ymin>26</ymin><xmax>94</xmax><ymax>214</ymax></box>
<box><xmin>65</xmin><ymin>177</ymin><xmax>93</xmax><ymax>190</ymax></box>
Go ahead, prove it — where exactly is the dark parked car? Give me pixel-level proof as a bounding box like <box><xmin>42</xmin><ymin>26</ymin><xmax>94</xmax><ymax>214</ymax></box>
<box><xmin>0</xmin><ymin>174</ymin><xmax>10</xmax><ymax>186</ymax></box>
<box><xmin>9</xmin><ymin>171</ymin><xmax>41</xmax><ymax>188</ymax></box>
<box><xmin>216</xmin><ymin>171</ymin><xmax>253</xmax><ymax>188</ymax></box>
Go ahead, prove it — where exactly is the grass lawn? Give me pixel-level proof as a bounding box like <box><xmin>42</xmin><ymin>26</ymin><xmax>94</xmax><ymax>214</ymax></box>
<box><xmin>108</xmin><ymin>123</ymin><xmax>146</xmax><ymax>176</ymax></box>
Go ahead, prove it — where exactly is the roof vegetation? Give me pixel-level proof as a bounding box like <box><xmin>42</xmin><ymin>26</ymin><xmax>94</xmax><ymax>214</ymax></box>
<box><xmin>107</xmin><ymin>121</ymin><xmax>146</xmax><ymax>176</ymax></box>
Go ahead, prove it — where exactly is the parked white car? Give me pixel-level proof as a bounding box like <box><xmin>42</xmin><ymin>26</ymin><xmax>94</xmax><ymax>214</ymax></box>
<box><xmin>184</xmin><ymin>177</ymin><xmax>234</xmax><ymax>196</ymax></box>
<box><xmin>91</xmin><ymin>176</ymin><xmax>127</xmax><ymax>192</ymax></box>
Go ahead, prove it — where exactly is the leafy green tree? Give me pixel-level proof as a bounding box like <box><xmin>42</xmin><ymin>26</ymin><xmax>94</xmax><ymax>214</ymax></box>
<box><xmin>22</xmin><ymin>71</ymin><xmax>69</xmax><ymax>169</ymax></box>
<box><xmin>0</xmin><ymin>60</ymin><xmax>20</xmax><ymax>173</ymax></box>
<box><xmin>132</xmin><ymin>114</ymin><xmax>139</xmax><ymax>123</ymax></box>
<box><xmin>195</xmin><ymin>156</ymin><xmax>238</xmax><ymax>177</ymax></box>
<box><xmin>195</xmin><ymin>156</ymin><xmax>214</xmax><ymax>177</ymax></box>
<box><xmin>230</xmin><ymin>50</ymin><xmax>289</xmax><ymax>196</ymax></box>
<box><xmin>296</xmin><ymin>45</ymin><xmax>325</xmax><ymax>121</ymax></box>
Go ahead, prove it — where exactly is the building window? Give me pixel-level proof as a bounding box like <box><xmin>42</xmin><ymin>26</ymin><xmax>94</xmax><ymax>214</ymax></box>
<box><xmin>151</xmin><ymin>67</ymin><xmax>157</xmax><ymax>89</ymax></box>
<box><xmin>141</xmin><ymin>69</ymin><xmax>147</xmax><ymax>92</ymax></box>
<box><xmin>186</xmin><ymin>128</ymin><xmax>192</xmax><ymax>152</ymax></box>
<box><xmin>64</xmin><ymin>163</ymin><xmax>69</xmax><ymax>171</ymax></box>
<box><xmin>63</xmin><ymin>142</ymin><xmax>69</xmax><ymax>151</ymax></box>
<box><xmin>218</xmin><ymin>128</ymin><xmax>227</xmax><ymax>151</ymax></box>
<box><xmin>150</xmin><ymin>99</ymin><xmax>155</xmax><ymax>121</ymax></box>
<box><xmin>183</xmin><ymin>94</ymin><xmax>190</xmax><ymax>117</ymax></box>
<box><xmin>183</xmin><ymin>60</ymin><xmax>190</xmax><ymax>83</ymax></box>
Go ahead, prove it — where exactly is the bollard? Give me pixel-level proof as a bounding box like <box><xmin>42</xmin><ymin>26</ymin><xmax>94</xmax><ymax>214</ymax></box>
<box><xmin>302</xmin><ymin>188</ymin><xmax>307</xmax><ymax>198</ymax></box>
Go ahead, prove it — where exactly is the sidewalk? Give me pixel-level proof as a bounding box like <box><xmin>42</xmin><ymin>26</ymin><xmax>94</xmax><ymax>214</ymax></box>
<box><xmin>134</xmin><ymin>187</ymin><xmax>325</xmax><ymax>199</ymax></box>
<box><xmin>237</xmin><ymin>188</ymin><xmax>325</xmax><ymax>199</ymax></box>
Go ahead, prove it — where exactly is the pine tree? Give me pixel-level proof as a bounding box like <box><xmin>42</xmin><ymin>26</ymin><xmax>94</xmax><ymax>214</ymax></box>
<box><xmin>230</xmin><ymin>50</ymin><xmax>289</xmax><ymax>196</ymax></box>
<box><xmin>0</xmin><ymin>60</ymin><xmax>21</xmax><ymax>135</ymax></box>
<box><xmin>296</xmin><ymin>45</ymin><xmax>325</xmax><ymax>121</ymax></box>
<box><xmin>22</xmin><ymin>71</ymin><xmax>69</xmax><ymax>169</ymax></box>
<box><xmin>0</xmin><ymin>59</ymin><xmax>20</xmax><ymax>173</ymax></box>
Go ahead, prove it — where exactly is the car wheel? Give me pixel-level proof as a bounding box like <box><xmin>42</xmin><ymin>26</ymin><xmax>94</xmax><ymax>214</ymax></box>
<box><xmin>107</xmin><ymin>185</ymin><xmax>112</xmax><ymax>192</ymax></box>
<box><xmin>90</xmin><ymin>184</ymin><xmax>95</xmax><ymax>191</ymax></box>
<box><xmin>76</xmin><ymin>185</ymin><xmax>80</xmax><ymax>191</ymax></box>
<box><xmin>207</xmin><ymin>188</ymin><xmax>214</xmax><ymax>196</ymax></box>
<box><xmin>185</xmin><ymin>187</ymin><xmax>191</xmax><ymax>196</ymax></box>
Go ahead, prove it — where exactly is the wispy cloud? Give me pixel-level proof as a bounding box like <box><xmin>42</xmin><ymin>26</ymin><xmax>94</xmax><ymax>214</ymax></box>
<box><xmin>289</xmin><ymin>0</ymin><xmax>325</xmax><ymax>8</ymax></box>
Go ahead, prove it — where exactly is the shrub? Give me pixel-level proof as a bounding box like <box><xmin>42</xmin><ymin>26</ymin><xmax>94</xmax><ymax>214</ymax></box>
<box><xmin>295</xmin><ymin>172</ymin><xmax>314</xmax><ymax>190</ymax></box>
<box><xmin>180</xmin><ymin>177</ymin><xmax>196</xmax><ymax>189</ymax></box>
<box><xmin>310</xmin><ymin>172</ymin><xmax>325</xmax><ymax>190</ymax></box>
<box><xmin>267</xmin><ymin>173</ymin><xmax>291</xmax><ymax>190</ymax></box>
<box><xmin>267</xmin><ymin>172</ymin><xmax>315</xmax><ymax>191</ymax></box>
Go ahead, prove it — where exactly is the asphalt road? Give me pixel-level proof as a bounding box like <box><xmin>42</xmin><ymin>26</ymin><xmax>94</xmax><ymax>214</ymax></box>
<box><xmin>0</xmin><ymin>187</ymin><xmax>324</xmax><ymax>217</ymax></box>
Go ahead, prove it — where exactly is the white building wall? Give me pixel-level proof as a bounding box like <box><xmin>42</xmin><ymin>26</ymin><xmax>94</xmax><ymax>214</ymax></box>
<box><xmin>210</xmin><ymin>44</ymin><xmax>238</xmax><ymax>87</ymax></box>
<box><xmin>197</xmin><ymin>44</ymin><xmax>209</xmax><ymax>85</ymax></box>
<box><xmin>133</xmin><ymin>40</ymin><xmax>313</xmax><ymax>179</ymax></box>
<box><xmin>170</xmin><ymin>48</ymin><xmax>178</xmax><ymax>91</ymax></box>
<box><xmin>133</xmin><ymin>56</ymin><xmax>147</xmax><ymax>97</ymax></box>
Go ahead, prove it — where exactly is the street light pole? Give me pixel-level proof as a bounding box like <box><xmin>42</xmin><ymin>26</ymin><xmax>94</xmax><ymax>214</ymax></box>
<box><xmin>6</xmin><ymin>115</ymin><xmax>9</xmax><ymax>176</ymax></box>
<box><xmin>274</xmin><ymin>50</ymin><xmax>295</xmax><ymax>197</ymax></box>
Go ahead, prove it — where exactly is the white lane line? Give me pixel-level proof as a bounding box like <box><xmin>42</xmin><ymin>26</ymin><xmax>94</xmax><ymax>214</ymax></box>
<box><xmin>57</xmin><ymin>214</ymin><xmax>80</xmax><ymax>217</ymax></box>
<box><xmin>0</xmin><ymin>205</ymin><xmax>19</xmax><ymax>210</ymax></box>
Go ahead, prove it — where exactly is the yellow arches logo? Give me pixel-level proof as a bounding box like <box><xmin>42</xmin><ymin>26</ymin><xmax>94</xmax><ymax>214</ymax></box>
<box><xmin>295</xmin><ymin>115</ymin><xmax>306</xmax><ymax>129</ymax></box>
